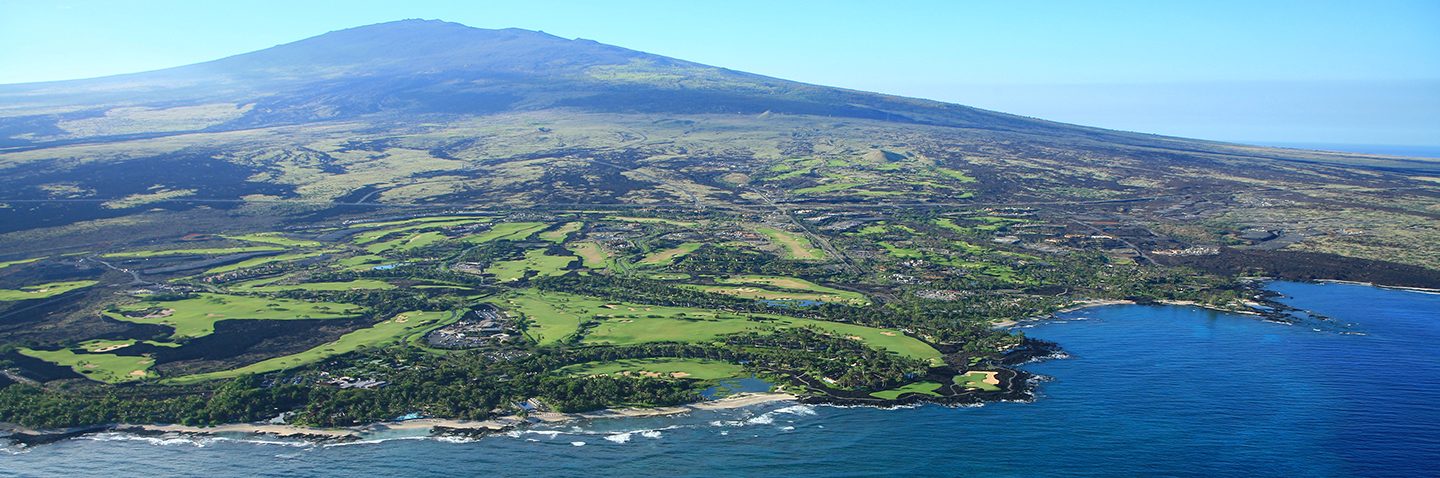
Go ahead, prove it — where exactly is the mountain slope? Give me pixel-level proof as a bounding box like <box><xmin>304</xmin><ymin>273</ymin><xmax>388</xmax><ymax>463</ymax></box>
<box><xmin>0</xmin><ymin>19</ymin><xmax>1436</xmax><ymax>271</ymax></box>
<box><xmin>0</xmin><ymin>19</ymin><xmax>1176</xmax><ymax>146</ymax></box>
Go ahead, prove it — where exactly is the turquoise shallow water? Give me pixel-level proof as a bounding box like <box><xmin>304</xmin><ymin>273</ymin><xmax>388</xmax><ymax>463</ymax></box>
<box><xmin>4</xmin><ymin>281</ymin><xmax>1437</xmax><ymax>477</ymax></box>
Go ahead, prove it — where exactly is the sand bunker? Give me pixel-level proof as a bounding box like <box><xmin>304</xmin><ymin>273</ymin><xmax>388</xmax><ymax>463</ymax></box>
<box><xmin>977</xmin><ymin>371</ymin><xmax>999</xmax><ymax>385</ymax></box>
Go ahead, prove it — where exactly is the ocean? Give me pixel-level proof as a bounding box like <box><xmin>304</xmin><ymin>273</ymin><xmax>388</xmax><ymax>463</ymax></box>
<box><xmin>1252</xmin><ymin>142</ymin><xmax>1440</xmax><ymax>159</ymax></box>
<box><xmin>4</xmin><ymin>281</ymin><xmax>1437</xmax><ymax>477</ymax></box>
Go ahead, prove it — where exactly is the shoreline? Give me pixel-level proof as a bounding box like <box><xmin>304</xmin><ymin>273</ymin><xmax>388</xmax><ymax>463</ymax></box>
<box><xmin>11</xmin><ymin>281</ymin><xmax>1391</xmax><ymax>448</ymax></box>
<box><xmin>4</xmin><ymin>392</ymin><xmax>798</xmax><ymax>446</ymax></box>
<box><xmin>1314</xmin><ymin>279</ymin><xmax>1440</xmax><ymax>295</ymax></box>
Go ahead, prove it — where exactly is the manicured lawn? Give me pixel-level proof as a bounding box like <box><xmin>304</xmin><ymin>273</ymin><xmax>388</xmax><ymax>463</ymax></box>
<box><xmin>101</xmin><ymin>246</ymin><xmax>285</xmax><ymax>258</ymax></box>
<box><xmin>574</xmin><ymin>297</ymin><xmax>939</xmax><ymax>362</ymax></box>
<box><xmin>714</xmin><ymin>275</ymin><xmax>868</xmax><ymax>304</ymax></box>
<box><xmin>224</xmin><ymin>233</ymin><xmax>322</xmax><ymax>248</ymax></box>
<box><xmin>75</xmin><ymin>339</ymin><xmax>176</xmax><ymax>352</ymax></box>
<box><xmin>970</xmin><ymin>216</ymin><xmax>1028</xmax><ymax>231</ymax></box>
<box><xmin>802</xmin><ymin>320</ymin><xmax>942</xmax><ymax>364</ymax></box>
<box><xmin>582</xmin><ymin>308</ymin><xmax>764</xmax><ymax>345</ymax></box>
<box><xmin>950</xmin><ymin>240</ymin><xmax>990</xmax><ymax>255</ymax></box>
<box><xmin>558</xmin><ymin>358</ymin><xmax>745</xmax><ymax>380</ymax></box>
<box><xmin>869</xmin><ymin>381</ymin><xmax>943</xmax><ymax>399</ymax></box>
<box><xmin>104</xmin><ymin>293</ymin><xmax>364</xmax><ymax>339</ymax></box>
<box><xmin>637</xmin><ymin>242</ymin><xmax>701</xmax><ymax>266</ymax></box>
<box><xmin>490</xmin><ymin>289</ymin><xmax>594</xmax><ymax>345</ymax></box>
<box><xmin>0</xmin><ymin>280</ymin><xmax>99</xmax><ymax>301</ymax></box>
<box><xmin>794</xmin><ymin>182</ymin><xmax>864</xmax><ymax>195</ymax></box>
<box><xmin>351</xmin><ymin>215</ymin><xmax>488</xmax><ymax>229</ymax></box>
<box><xmin>880</xmin><ymin>242</ymin><xmax>924</xmax><ymax>259</ymax></box>
<box><xmin>486</xmin><ymin>249</ymin><xmax>575</xmax><ymax>282</ymax></box>
<box><xmin>365</xmin><ymin>230</ymin><xmax>447</xmax><ymax>254</ymax></box>
<box><xmin>19</xmin><ymin>347</ymin><xmax>156</xmax><ymax>383</ymax></box>
<box><xmin>954</xmin><ymin>371</ymin><xmax>1001</xmax><ymax>391</ymax></box>
<box><xmin>498</xmin><ymin>289</ymin><xmax>941</xmax><ymax>360</ymax></box>
<box><xmin>934</xmin><ymin>167</ymin><xmax>978</xmax><ymax>183</ymax></box>
<box><xmin>205</xmin><ymin>251</ymin><xmax>328</xmax><ymax>274</ymax></box>
<box><xmin>756</xmin><ymin>227</ymin><xmax>826</xmax><ymax>260</ymax></box>
<box><xmin>646</xmin><ymin>272</ymin><xmax>691</xmax><ymax>280</ymax></box>
<box><xmin>352</xmin><ymin>218</ymin><xmax>487</xmax><ymax>244</ymax></box>
<box><xmin>539</xmin><ymin>221</ymin><xmax>583</xmax><ymax>243</ymax></box>
<box><xmin>168</xmin><ymin>310</ymin><xmax>455</xmax><ymax>383</ymax></box>
<box><xmin>607</xmin><ymin>216</ymin><xmax>698</xmax><ymax>227</ymax></box>
<box><xmin>567</xmin><ymin>241</ymin><xmax>609</xmax><ymax>268</ymax></box>
<box><xmin>856</xmin><ymin>224</ymin><xmax>893</xmax><ymax>235</ymax></box>
<box><xmin>337</xmin><ymin>254</ymin><xmax>388</xmax><ymax>271</ymax></box>
<box><xmin>398</xmin><ymin>231</ymin><xmax>448</xmax><ymax>251</ymax></box>
<box><xmin>933</xmin><ymin>217</ymin><xmax>967</xmax><ymax>234</ymax></box>
<box><xmin>682</xmin><ymin>285</ymin><xmax>865</xmax><ymax>306</ymax></box>
<box><xmin>461</xmin><ymin>222</ymin><xmax>548</xmax><ymax>244</ymax></box>
<box><xmin>0</xmin><ymin>257</ymin><xmax>44</xmax><ymax>270</ymax></box>
<box><xmin>235</xmin><ymin>279</ymin><xmax>396</xmax><ymax>292</ymax></box>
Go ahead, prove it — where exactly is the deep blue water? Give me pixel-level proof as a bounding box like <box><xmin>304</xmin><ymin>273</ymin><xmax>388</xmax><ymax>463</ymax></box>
<box><xmin>4</xmin><ymin>281</ymin><xmax>1437</xmax><ymax>477</ymax></box>
<box><xmin>1254</xmin><ymin>142</ymin><xmax>1440</xmax><ymax>159</ymax></box>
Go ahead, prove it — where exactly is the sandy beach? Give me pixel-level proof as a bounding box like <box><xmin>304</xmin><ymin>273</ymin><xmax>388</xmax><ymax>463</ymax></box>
<box><xmin>1318</xmin><ymin>279</ymin><xmax>1440</xmax><ymax>294</ymax></box>
<box><xmin>992</xmin><ymin>299</ymin><xmax>1138</xmax><ymax>328</ymax></box>
<box><xmin>137</xmin><ymin>423</ymin><xmax>359</xmax><ymax>438</ymax></box>
<box><xmin>119</xmin><ymin>392</ymin><xmax>799</xmax><ymax>439</ymax></box>
<box><xmin>1056</xmin><ymin>299</ymin><xmax>1137</xmax><ymax>314</ymax></box>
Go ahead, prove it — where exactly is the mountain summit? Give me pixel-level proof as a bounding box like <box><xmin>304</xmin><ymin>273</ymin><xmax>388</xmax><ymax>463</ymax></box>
<box><xmin>183</xmin><ymin>19</ymin><xmax>651</xmax><ymax>78</ymax></box>
<box><xmin>0</xmin><ymin>19</ymin><xmax>1080</xmax><ymax>143</ymax></box>
<box><xmin>0</xmin><ymin>20</ymin><xmax>1435</xmax><ymax>287</ymax></box>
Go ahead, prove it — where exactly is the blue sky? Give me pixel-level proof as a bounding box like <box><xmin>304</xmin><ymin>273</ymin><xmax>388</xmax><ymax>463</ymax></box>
<box><xmin>1</xmin><ymin>0</ymin><xmax>1437</xmax><ymax>146</ymax></box>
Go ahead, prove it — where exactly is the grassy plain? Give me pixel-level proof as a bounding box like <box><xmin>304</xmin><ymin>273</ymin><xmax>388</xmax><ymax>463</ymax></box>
<box><xmin>557</xmin><ymin>358</ymin><xmax>744</xmax><ymax>380</ymax></box>
<box><xmin>352</xmin><ymin>218</ymin><xmax>486</xmax><ymax>245</ymax></box>
<box><xmin>224</xmin><ymin>233</ymin><xmax>322</xmax><ymax>248</ymax></box>
<box><xmin>539</xmin><ymin>221</ymin><xmax>583</xmax><ymax>243</ymax></box>
<box><xmin>756</xmin><ymin>227</ymin><xmax>825</xmax><ymax>260</ymax></box>
<box><xmin>491</xmin><ymin>289</ymin><xmax>590</xmax><ymax>345</ymax></box>
<box><xmin>205</xmin><ymin>251</ymin><xmax>328</xmax><ymax>274</ymax></box>
<box><xmin>607</xmin><ymin>216</ymin><xmax>698</xmax><ymax>227</ymax></box>
<box><xmin>954</xmin><ymin>371</ymin><xmax>1001</xmax><ymax>391</ymax></box>
<box><xmin>104</xmin><ymin>293</ymin><xmax>364</xmax><ymax>339</ymax></box>
<box><xmin>487</xmin><ymin>249</ymin><xmax>575</xmax><ymax>282</ymax></box>
<box><xmin>0</xmin><ymin>280</ymin><xmax>99</xmax><ymax>301</ymax></box>
<box><xmin>0</xmin><ymin>257</ymin><xmax>44</xmax><ymax>270</ymax></box>
<box><xmin>869</xmin><ymin>381</ymin><xmax>942</xmax><ymax>399</ymax></box>
<box><xmin>793</xmin><ymin>182</ymin><xmax>864</xmax><ymax>195</ymax></box>
<box><xmin>352</xmin><ymin>216</ymin><xmax>488</xmax><ymax>228</ymax></box>
<box><xmin>637</xmin><ymin>243</ymin><xmax>701</xmax><ymax>266</ymax></box>
<box><xmin>714</xmin><ymin>275</ymin><xmax>868</xmax><ymax>304</ymax></box>
<box><xmin>337</xmin><ymin>254</ymin><xmax>388</xmax><ymax>271</ymax></box>
<box><xmin>234</xmin><ymin>279</ymin><xmax>396</xmax><ymax>292</ymax></box>
<box><xmin>681</xmin><ymin>285</ymin><xmax>863</xmax><ymax>305</ymax></box>
<box><xmin>461</xmin><ymin>222</ymin><xmax>548</xmax><ymax>244</ymax></box>
<box><xmin>526</xmin><ymin>292</ymin><xmax>940</xmax><ymax>361</ymax></box>
<box><xmin>18</xmin><ymin>347</ymin><xmax>156</xmax><ymax>383</ymax></box>
<box><xmin>169</xmin><ymin>310</ymin><xmax>454</xmax><ymax>383</ymax></box>
<box><xmin>365</xmin><ymin>230</ymin><xmax>448</xmax><ymax>254</ymax></box>
<box><xmin>101</xmin><ymin>247</ymin><xmax>284</xmax><ymax>258</ymax></box>
<box><xmin>567</xmin><ymin>241</ymin><xmax>609</xmax><ymax>268</ymax></box>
